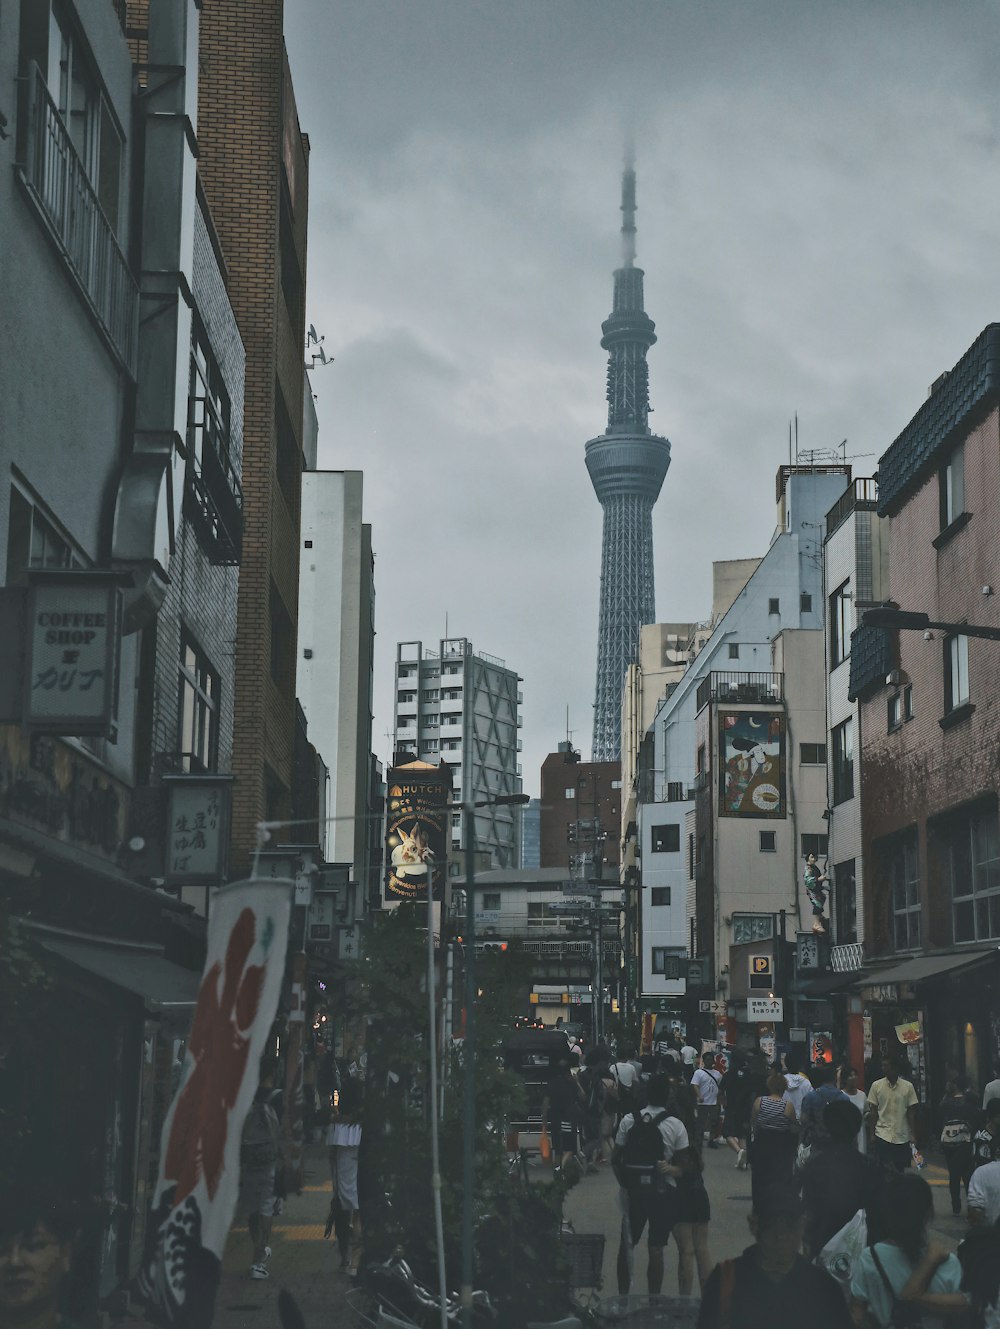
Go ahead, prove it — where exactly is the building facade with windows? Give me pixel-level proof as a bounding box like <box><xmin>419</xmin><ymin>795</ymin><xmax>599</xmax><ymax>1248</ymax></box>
<box><xmin>852</xmin><ymin>325</ymin><xmax>1000</xmax><ymax>1100</ymax></box>
<box><xmin>393</xmin><ymin>637</ymin><xmax>522</xmax><ymax>869</ymax></box>
<box><xmin>539</xmin><ymin>744</ymin><xmax>621</xmax><ymax>875</ymax></box>
<box><xmin>628</xmin><ymin>466</ymin><xmax>850</xmax><ymax>1026</ymax></box>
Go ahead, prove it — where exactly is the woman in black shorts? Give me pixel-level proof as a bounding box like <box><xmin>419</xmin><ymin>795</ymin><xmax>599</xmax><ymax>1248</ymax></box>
<box><xmin>670</xmin><ymin>1147</ymin><xmax>712</xmax><ymax>1295</ymax></box>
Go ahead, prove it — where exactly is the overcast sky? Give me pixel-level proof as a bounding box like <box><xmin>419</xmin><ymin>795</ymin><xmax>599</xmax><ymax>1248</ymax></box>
<box><xmin>284</xmin><ymin>0</ymin><xmax>1000</xmax><ymax>796</ymax></box>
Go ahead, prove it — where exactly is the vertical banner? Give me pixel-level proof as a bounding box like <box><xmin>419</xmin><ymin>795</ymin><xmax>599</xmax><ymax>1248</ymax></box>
<box><xmin>385</xmin><ymin>760</ymin><xmax>449</xmax><ymax>901</ymax></box>
<box><xmin>138</xmin><ymin>879</ymin><xmax>291</xmax><ymax>1328</ymax></box>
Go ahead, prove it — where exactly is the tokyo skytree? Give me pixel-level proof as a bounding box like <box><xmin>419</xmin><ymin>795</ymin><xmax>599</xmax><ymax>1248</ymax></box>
<box><xmin>587</xmin><ymin>162</ymin><xmax>671</xmax><ymax>762</ymax></box>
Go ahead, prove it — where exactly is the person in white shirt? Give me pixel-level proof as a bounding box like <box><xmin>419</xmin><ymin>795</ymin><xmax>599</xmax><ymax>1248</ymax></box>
<box><xmin>839</xmin><ymin>1066</ymin><xmax>869</xmax><ymax>1154</ymax></box>
<box><xmin>691</xmin><ymin>1053</ymin><xmax>722</xmax><ymax>1149</ymax></box>
<box><xmin>781</xmin><ymin>1050</ymin><xmax>812</xmax><ymax>1120</ymax></box>
<box><xmin>968</xmin><ymin>1158</ymin><xmax>1000</xmax><ymax>1226</ymax></box>
<box><xmin>680</xmin><ymin>1038</ymin><xmax>698</xmax><ymax>1082</ymax></box>
<box><xmin>983</xmin><ymin>1071</ymin><xmax>1000</xmax><ymax>1112</ymax></box>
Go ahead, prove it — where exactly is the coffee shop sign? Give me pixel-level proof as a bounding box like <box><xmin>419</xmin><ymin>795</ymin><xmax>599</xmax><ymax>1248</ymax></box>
<box><xmin>26</xmin><ymin>573</ymin><xmax>122</xmax><ymax>740</ymax></box>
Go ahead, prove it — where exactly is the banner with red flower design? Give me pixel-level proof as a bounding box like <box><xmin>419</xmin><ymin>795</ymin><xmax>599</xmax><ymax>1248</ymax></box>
<box><xmin>138</xmin><ymin>878</ymin><xmax>292</xmax><ymax>1327</ymax></box>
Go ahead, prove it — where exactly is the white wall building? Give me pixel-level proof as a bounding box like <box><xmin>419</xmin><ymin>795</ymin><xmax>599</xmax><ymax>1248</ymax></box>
<box><xmin>297</xmin><ymin>471</ymin><xmax>376</xmax><ymax>886</ymax></box>
<box><xmin>394</xmin><ymin>637</ymin><xmax>522</xmax><ymax>868</ymax></box>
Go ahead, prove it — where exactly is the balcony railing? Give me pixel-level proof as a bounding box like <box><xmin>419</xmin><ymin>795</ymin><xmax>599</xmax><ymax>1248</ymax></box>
<box><xmin>826</xmin><ymin>478</ymin><xmax>879</xmax><ymax>539</ymax></box>
<box><xmin>20</xmin><ymin>64</ymin><xmax>138</xmax><ymax>375</ymax></box>
<box><xmin>696</xmin><ymin>671</ymin><xmax>784</xmax><ymax>712</ymax></box>
<box><xmin>830</xmin><ymin>941</ymin><xmax>865</xmax><ymax>972</ymax></box>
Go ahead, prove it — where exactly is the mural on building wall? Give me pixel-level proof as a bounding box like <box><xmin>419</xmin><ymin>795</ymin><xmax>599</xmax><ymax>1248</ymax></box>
<box><xmin>718</xmin><ymin>711</ymin><xmax>786</xmax><ymax>818</ymax></box>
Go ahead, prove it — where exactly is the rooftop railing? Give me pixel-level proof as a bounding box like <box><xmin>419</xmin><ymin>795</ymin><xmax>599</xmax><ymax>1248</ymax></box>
<box><xmin>696</xmin><ymin>671</ymin><xmax>784</xmax><ymax>712</ymax></box>
<box><xmin>826</xmin><ymin>478</ymin><xmax>879</xmax><ymax>539</ymax></box>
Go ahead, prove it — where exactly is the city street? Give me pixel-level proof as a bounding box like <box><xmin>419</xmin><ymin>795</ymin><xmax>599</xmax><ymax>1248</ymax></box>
<box><xmin>113</xmin><ymin>1138</ymin><xmax>969</xmax><ymax>1329</ymax></box>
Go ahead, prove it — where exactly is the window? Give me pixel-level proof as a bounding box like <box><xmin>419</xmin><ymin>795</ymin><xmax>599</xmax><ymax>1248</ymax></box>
<box><xmin>481</xmin><ymin>892</ymin><xmax>501</xmax><ymax>912</ymax></box>
<box><xmin>421</xmin><ymin>739</ymin><xmax>440</xmax><ymax>754</ymax></box>
<box><xmin>799</xmin><ymin>743</ymin><xmax>826</xmax><ymax>765</ymax></box>
<box><xmin>666</xmin><ymin>781</ymin><xmax>685</xmax><ymax>802</ymax></box>
<box><xmin>831</xmin><ymin>718</ymin><xmax>855</xmax><ymax>804</ymax></box>
<box><xmin>651</xmin><ymin>824</ymin><xmax>680</xmax><ymax>853</ymax></box>
<box><xmin>759</xmin><ymin>831</ymin><xmax>776</xmax><ymax>853</ymax></box>
<box><xmin>944</xmin><ymin>634</ymin><xmax>970</xmax><ymax>715</ymax></box>
<box><xmin>688</xmin><ymin>833</ymin><xmax>695</xmax><ymax>877</ymax></box>
<box><xmin>611</xmin><ymin>779</ymin><xmax>622</xmax><ymax>789</ymax></box>
<box><xmin>888</xmin><ymin>829</ymin><xmax>921</xmax><ymax>950</ymax></box>
<box><xmin>651</xmin><ymin>887</ymin><xmax>671</xmax><ymax>907</ymax></box>
<box><xmin>728</xmin><ymin>643</ymin><xmax>740</xmax><ymax>660</ymax></box>
<box><xmin>888</xmin><ymin>692</ymin><xmax>902</xmax><ymax>731</ymax></box>
<box><xmin>187</xmin><ymin>321</ymin><xmax>241</xmax><ymax>563</ymax></box>
<box><xmin>651</xmin><ymin>949</ymin><xmax>681</xmax><ymax>978</ymax></box>
<box><xmin>834</xmin><ymin>859</ymin><xmax>857</xmax><ymax>944</ymax></box>
<box><xmin>696</xmin><ymin>745</ymin><xmax>706</xmax><ymax>774</ymax></box>
<box><xmin>422</xmin><ymin>689</ymin><xmax>440</xmax><ymax>702</ymax></box>
<box><xmin>903</xmin><ymin>685</ymin><xmax>913</xmax><ymax>721</ymax></box>
<box><xmin>269</xmin><ymin>586</ymin><xmax>294</xmax><ymax>690</ymax></box>
<box><xmin>398</xmin><ymin>691</ymin><xmax>416</xmax><ymax>703</ymax></box>
<box><xmin>5</xmin><ymin>486</ymin><xmax>82</xmax><ymax>585</ymax></box>
<box><xmin>423</xmin><ymin>714</ymin><xmax>440</xmax><ymax>727</ymax></box>
<box><xmin>732</xmin><ymin>914</ymin><xmax>774</xmax><ymax>944</ymax></box>
<box><xmin>564</xmin><ymin>787</ymin><xmax>576</xmax><ymax>800</ymax></box>
<box><xmin>178</xmin><ymin>635</ymin><xmax>219</xmax><ymax>772</ymax></box>
<box><xmin>939</xmin><ymin>443</ymin><xmax>965</xmax><ymax>530</ymax></box>
<box><xmin>801</xmin><ymin>833</ymin><xmax>829</xmax><ymax>859</ymax></box>
<box><xmin>947</xmin><ymin>804</ymin><xmax>1000</xmax><ymax>943</ymax></box>
<box><xmin>830</xmin><ymin>581</ymin><xmax>852</xmax><ymax>668</ymax></box>
<box><xmin>398</xmin><ymin>667</ymin><xmax>415</xmax><ymax>679</ymax></box>
<box><xmin>800</xmin><ymin>592</ymin><xmax>813</xmax><ymax>613</ymax></box>
<box><xmin>768</xmin><ymin>598</ymin><xmax>780</xmax><ymax>615</ymax></box>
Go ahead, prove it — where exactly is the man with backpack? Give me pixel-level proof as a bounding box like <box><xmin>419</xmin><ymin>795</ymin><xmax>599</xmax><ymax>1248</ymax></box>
<box><xmin>609</xmin><ymin>1045</ymin><xmax>642</xmax><ymax>1122</ymax></box>
<box><xmin>692</xmin><ymin>1051</ymin><xmax>723</xmax><ymax>1151</ymax></box>
<box><xmin>613</xmin><ymin>1074</ymin><xmax>690</xmax><ymax>1295</ymax></box>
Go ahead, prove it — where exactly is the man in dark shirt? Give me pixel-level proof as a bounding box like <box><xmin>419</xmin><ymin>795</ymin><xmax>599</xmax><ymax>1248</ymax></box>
<box><xmin>799</xmin><ymin>1062</ymin><xmax>849</xmax><ymax>1154</ymax></box>
<box><xmin>799</xmin><ymin>1100</ymin><xmax>882</xmax><ymax>1258</ymax></box>
<box><xmin>697</xmin><ymin>1185</ymin><xmax>851</xmax><ymax>1329</ymax></box>
<box><xmin>542</xmin><ymin>1057</ymin><xmax>583</xmax><ymax>1172</ymax></box>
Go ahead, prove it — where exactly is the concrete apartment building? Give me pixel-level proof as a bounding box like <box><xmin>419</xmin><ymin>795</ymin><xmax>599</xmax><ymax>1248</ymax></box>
<box><xmin>539</xmin><ymin>743</ymin><xmax>621</xmax><ymax>876</ymax></box>
<box><xmin>628</xmin><ymin>466</ymin><xmax>850</xmax><ymax>1031</ymax></box>
<box><xmin>851</xmin><ymin>325</ymin><xmax>1000</xmax><ymax>1101</ymax></box>
<box><xmin>393</xmin><ymin>637</ymin><xmax>523</xmax><ymax>869</ymax></box>
<box><xmin>197</xmin><ymin>1</ymin><xmax>311</xmax><ymax>870</ymax></box>
<box><xmin>297</xmin><ymin>470</ymin><xmax>378</xmax><ymax>901</ymax></box>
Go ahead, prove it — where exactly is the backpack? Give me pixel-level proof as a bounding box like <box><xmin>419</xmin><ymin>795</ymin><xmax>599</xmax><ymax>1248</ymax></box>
<box><xmin>610</xmin><ymin>1065</ymin><xmax>634</xmax><ymax>1114</ymax></box>
<box><xmin>613</xmin><ymin>1109</ymin><xmax>669</xmax><ymax>1190</ymax></box>
<box><xmin>941</xmin><ymin>1118</ymin><xmax>972</xmax><ymax>1146</ymax></box>
<box><xmin>241</xmin><ymin>1100</ymin><xmax>280</xmax><ymax>1170</ymax></box>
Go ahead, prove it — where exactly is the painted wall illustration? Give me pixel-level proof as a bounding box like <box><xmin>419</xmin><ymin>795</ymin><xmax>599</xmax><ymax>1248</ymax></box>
<box><xmin>718</xmin><ymin>711</ymin><xmax>786</xmax><ymax>818</ymax></box>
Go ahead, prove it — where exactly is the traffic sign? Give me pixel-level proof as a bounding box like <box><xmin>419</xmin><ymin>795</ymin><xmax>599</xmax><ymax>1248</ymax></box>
<box><xmin>747</xmin><ymin>995</ymin><xmax>783</xmax><ymax>1022</ymax></box>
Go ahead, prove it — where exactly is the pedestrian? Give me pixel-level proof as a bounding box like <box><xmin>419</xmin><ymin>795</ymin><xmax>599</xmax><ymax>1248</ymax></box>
<box><xmin>866</xmin><ymin>1055</ymin><xmax>919</xmax><ymax>1173</ymax></box>
<box><xmin>696</xmin><ymin>1185</ymin><xmax>851</xmax><ymax>1329</ymax></box>
<box><xmin>971</xmin><ymin>1098</ymin><xmax>1000</xmax><ymax>1176</ymax></box>
<box><xmin>665</xmin><ymin>1060</ymin><xmax>698</xmax><ymax>1142</ymax></box>
<box><xmin>804</xmin><ymin>852</ymin><xmax>830</xmax><ymax>934</ymax></box>
<box><xmin>0</xmin><ymin>1185</ymin><xmax>85</xmax><ymax>1329</ymax></box>
<box><xmin>850</xmin><ymin>1173</ymin><xmax>969</xmax><ymax>1325</ymax></box>
<box><xmin>798</xmin><ymin>1061</ymin><xmax>848</xmax><ymax>1164</ymax></box>
<box><xmin>781</xmin><ymin>1049</ymin><xmax>812</xmax><ymax>1121</ymax></box>
<box><xmin>719</xmin><ymin>1054</ymin><xmax>755</xmax><ymax>1170</ymax></box>
<box><xmin>799</xmin><ymin>1099</ymin><xmax>883</xmax><ymax>1260</ymax></box>
<box><xmin>652</xmin><ymin>1027</ymin><xmax>676</xmax><ymax>1067</ymax></box>
<box><xmin>326</xmin><ymin>1073</ymin><xmax>364</xmax><ymax>1272</ymax></box>
<box><xmin>239</xmin><ymin>1069</ymin><xmax>283</xmax><ymax>1280</ymax></box>
<box><xmin>541</xmin><ymin>1055</ymin><xmax>585</xmax><ymax>1176</ymax></box>
<box><xmin>612</xmin><ymin>1074</ymin><xmax>690</xmax><ymax>1295</ymax></box>
<box><xmin>749</xmin><ymin>1069</ymin><xmax>798</xmax><ymax>1209</ymax></box>
<box><xmin>691</xmin><ymin>1051</ymin><xmax>723</xmax><ymax>1150</ymax></box>
<box><xmin>672</xmin><ymin>1144</ymin><xmax>712</xmax><ymax>1296</ymax></box>
<box><xmin>967</xmin><ymin>1154</ymin><xmax>1000</xmax><ymax>1227</ymax></box>
<box><xmin>839</xmin><ymin>1066</ymin><xmax>869</xmax><ymax>1154</ymax></box>
<box><xmin>982</xmin><ymin>1065</ymin><xmax>1000</xmax><ymax>1113</ymax></box>
<box><xmin>938</xmin><ymin>1075</ymin><xmax>979</xmax><ymax>1216</ymax></box>
<box><xmin>681</xmin><ymin>1035</ymin><xmax>698</xmax><ymax>1082</ymax></box>
<box><xmin>610</xmin><ymin>1044</ymin><xmax>641</xmax><ymax>1121</ymax></box>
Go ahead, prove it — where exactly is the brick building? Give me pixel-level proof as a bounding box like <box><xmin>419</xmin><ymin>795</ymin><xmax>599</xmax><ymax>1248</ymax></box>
<box><xmin>539</xmin><ymin>744</ymin><xmax>621</xmax><ymax>876</ymax></box>
<box><xmin>852</xmin><ymin>324</ymin><xmax>1000</xmax><ymax>1101</ymax></box>
<box><xmin>197</xmin><ymin>3</ymin><xmax>311</xmax><ymax>869</ymax></box>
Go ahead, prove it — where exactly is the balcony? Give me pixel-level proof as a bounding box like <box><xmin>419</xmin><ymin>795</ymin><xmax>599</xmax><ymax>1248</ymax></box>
<box><xmin>186</xmin><ymin>396</ymin><xmax>243</xmax><ymax>565</ymax></box>
<box><xmin>696</xmin><ymin>671</ymin><xmax>784</xmax><ymax>712</ymax></box>
<box><xmin>19</xmin><ymin>64</ymin><xmax>138</xmax><ymax>375</ymax></box>
<box><xmin>826</xmin><ymin>478</ymin><xmax>878</xmax><ymax>540</ymax></box>
<box><xmin>830</xmin><ymin>941</ymin><xmax>865</xmax><ymax>973</ymax></box>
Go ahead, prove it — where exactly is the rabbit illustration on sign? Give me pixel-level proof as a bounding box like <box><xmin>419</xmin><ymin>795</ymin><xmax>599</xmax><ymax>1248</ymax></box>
<box><xmin>391</xmin><ymin>821</ymin><xmax>436</xmax><ymax>878</ymax></box>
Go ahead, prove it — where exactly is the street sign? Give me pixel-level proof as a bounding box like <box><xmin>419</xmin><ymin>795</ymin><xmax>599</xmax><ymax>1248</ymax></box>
<box><xmin>749</xmin><ymin>955</ymin><xmax>772</xmax><ymax>990</ymax></box>
<box><xmin>747</xmin><ymin>995</ymin><xmax>783</xmax><ymax>1022</ymax></box>
<box><xmin>699</xmin><ymin>1000</ymin><xmax>727</xmax><ymax>1015</ymax></box>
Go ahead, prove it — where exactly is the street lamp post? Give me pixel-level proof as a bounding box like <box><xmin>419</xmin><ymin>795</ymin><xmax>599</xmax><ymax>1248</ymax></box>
<box><xmin>862</xmin><ymin>606</ymin><xmax>1000</xmax><ymax>641</ymax></box>
<box><xmin>460</xmin><ymin>792</ymin><xmax>528</xmax><ymax>1329</ymax></box>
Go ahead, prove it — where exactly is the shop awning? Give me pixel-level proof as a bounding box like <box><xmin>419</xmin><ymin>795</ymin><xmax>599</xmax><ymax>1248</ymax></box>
<box><xmin>852</xmin><ymin>948</ymin><xmax>999</xmax><ymax>989</ymax></box>
<box><xmin>797</xmin><ymin>970</ymin><xmax>868</xmax><ymax>997</ymax></box>
<box><xmin>37</xmin><ymin>932</ymin><xmax>201</xmax><ymax>1009</ymax></box>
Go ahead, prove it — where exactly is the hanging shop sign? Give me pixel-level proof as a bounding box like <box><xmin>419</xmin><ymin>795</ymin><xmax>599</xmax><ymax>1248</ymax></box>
<box><xmin>385</xmin><ymin>760</ymin><xmax>449</xmax><ymax>901</ymax></box>
<box><xmin>749</xmin><ymin>954</ymin><xmax>773</xmax><ymax>990</ymax></box>
<box><xmin>25</xmin><ymin>572</ymin><xmax>122</xmax><ymax>739</ymax></box>
<box><xmin>895</xmin><ymin>1019</ymin><xmax>922</xmax><ymax>1045</ymax></box>
<box><xmin>163</xmin><ymin>775</ymin><xmax>233</xmax><ymax>885</ymax></box>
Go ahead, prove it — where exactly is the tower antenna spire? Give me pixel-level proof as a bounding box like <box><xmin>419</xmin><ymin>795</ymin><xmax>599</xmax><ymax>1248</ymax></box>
<box><xmin>620</xmin><ymin>149</ymin><xmax>637</xmax><ymax>268</ymax></box>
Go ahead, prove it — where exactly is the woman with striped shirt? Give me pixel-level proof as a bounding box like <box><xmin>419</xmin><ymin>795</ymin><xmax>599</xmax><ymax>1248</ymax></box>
<box><xmin>749</xmin><ymin>1069</ymin><xmax>798</xmax><ymax>1208</ymax></box>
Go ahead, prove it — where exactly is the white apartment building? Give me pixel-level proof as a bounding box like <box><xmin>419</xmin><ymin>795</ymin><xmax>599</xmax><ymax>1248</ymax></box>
<box><xmin>822</xmin><ymin>477</ymin><xmax>888</xmax><ymax>966</ymax></box>
<box><xmin>394</xmin><ymin>637</ymin><xmax>522</xmax><ymax>869</ymax></box>
<box><xmin>633</xmin><ymin>466</ymin><xmax>852</xmax><ymax>1008</ymax></box>
<box><xmin>297</xmin><ymin>471</ymin><xmax>376</xmax><ymax>896</ymax></box>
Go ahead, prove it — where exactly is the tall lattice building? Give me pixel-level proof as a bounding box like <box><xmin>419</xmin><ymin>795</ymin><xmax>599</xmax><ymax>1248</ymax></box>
<box><xmin>587</xmin><ymin>164</ymin><xmax>671</xmax><ymax>762</ymax></box>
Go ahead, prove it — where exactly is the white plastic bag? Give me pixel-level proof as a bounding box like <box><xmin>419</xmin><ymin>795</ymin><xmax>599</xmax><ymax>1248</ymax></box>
<box><xmin>816</xmin><ymin>1208</ymin><xmax>868</xmax><ymax>1292</ymax></box>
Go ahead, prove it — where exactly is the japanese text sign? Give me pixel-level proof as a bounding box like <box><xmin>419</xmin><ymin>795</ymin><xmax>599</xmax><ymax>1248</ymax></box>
<box><xmin>164</xmin><ymin>776</ymin><xmax>232</xmax><ymax>883</ymax></box>
<box><xmin>26</xmin><ymin>573</ymin><xmax>121</xmax><ymax>738</ymax></box>
<box><xmin>747</xmin><ymin>995</ymin><xmax>784</xmax><ymax>1021</ymax></box>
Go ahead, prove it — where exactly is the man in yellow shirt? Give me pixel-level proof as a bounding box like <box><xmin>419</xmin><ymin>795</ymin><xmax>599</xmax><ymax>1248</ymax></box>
<box><xmin>867</xmin><ymin>1055</ymin><xmax>919</xmax><ymax>1172</ymax></box>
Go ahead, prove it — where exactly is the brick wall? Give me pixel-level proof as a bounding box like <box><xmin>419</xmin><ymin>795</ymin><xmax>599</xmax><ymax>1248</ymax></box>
<box><xmin>860</xmin><ymin>405</ymin><xmax>1000</xmax><ymax>952</ymax></box>
<box><xmin>196</xmin><ymin>3</ymin><xmax>309</xmax><ymax>869</ymax></box>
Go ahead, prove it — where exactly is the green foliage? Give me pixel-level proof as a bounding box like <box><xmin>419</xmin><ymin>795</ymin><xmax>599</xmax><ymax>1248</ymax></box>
<box><xmin>346</xmin><ymin>908</ymin><xmax>568</xmax><ymax>1317</ymax></box>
